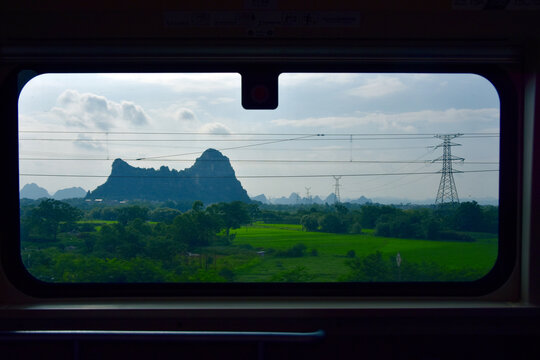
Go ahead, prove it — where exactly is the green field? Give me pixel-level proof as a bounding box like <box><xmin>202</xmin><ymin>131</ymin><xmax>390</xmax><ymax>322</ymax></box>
<box><xmin>20</xmin><ymin>199</ymin><xmax>500</xmax><ymax>283</ymax></box>
<box><xmin>230</xmin><ymin>223</ymin><xmax>498</xmax><ymax>282</ymax></box>
<box><xmin>21</xmin><ymin>220</ymin><xmax>499</xmax><ymax>283</ymax></box>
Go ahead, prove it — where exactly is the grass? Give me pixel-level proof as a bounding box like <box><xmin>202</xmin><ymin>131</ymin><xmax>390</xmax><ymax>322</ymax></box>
<box><xmin>79</xmin><ymin>220</ymin><xmax>117</xmax><ymax>224</ymax></box>
<box><xmin>231</xmin><ymin>223</ymin><xmax>498</xmax><ymax>282</ymax></box>
<box><xmin>24</xmin><ymin>221</ymin><xmax>498</xmax><ymax>283</ymax></box>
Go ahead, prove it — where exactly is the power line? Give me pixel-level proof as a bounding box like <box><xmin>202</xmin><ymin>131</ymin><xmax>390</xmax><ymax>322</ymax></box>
<box><xmin>19</xmin><ymin>135</ymin><xmax>500</xmax><ymax>142</ymax></box>
<box><xmin>17</xmin><ymin>145</ymin><xmax>445</xmax><ymax>155</ymax></box>
<box><xmin>134</xmin><ymin>134</ymin><xmax>321</xmax><ymax>160</ymax></box>
<box><xmin>19</xmin><ymin>130</ymin><xmax>501</xmax><ymax>136</ymax></box>
<box><xmin>18</xmin><ymin>157</ymin><xmax>499</xmax><ymax>164</ymax></box>
<box><xmin>19</xmin><ymin>169</ymin><xmax>499</xmax><ymax>179</ymax></box>
<box><xmin>344</xmin><ymin>145</ymin><xmax>439</xmax><ymax>191</ymax></box>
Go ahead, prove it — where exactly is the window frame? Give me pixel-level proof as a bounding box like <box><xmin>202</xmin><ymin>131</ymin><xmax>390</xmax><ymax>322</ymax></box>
<box><xmin>1</xmin><ymin>59</ymin><xmax>520</xmax><ymax>298</ymax></box>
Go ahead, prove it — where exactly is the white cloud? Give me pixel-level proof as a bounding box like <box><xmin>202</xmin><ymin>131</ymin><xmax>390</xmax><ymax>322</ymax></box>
<box><xmin>418</xmin><ymin>108</ymin><xmax>498</xmax><ymax>123</ymax></box>
<box><xmin>271</xmin><ymin>116</ymin><xmax>373</xmax><ymax>129</ymax></box>
<box><xmin>279</xmin><ymin>73</ymin><xmax>358</xmax><ymax>87</ymax></box>
<box><xmin>98</xmin><ymin>73</ymin><xmax>240</xmax><ymax>93</ymax></box>
<box><xmin>271</xmin><ymin>108</ymin><xmax>499</xmax><ymax>132</ymax></box>
<box><xmin>347</xmin><ymin>76</ymin><xmax>407</xmax><ymax>98</ymax></box>
<box><xmin>198</xmin><ymin>122</ymin><xmax>231</xmax><ymax>134</ymax></box>
<box><xmin>57</xmin><ymin>89</ymin><xmax>80</xmax><ymax>106</ymax></box>
<box><xmin>73</xmin><ymin>134</ymin><xmax>106</xmax><ymax>151</ymax></box>
<box><xmin>209</xmin><ymin>97</ymin><xmax>236</xmax><ymax>105</ymax></box>
<box><xmin>50</xmin><ymin>90</ymin><xmax>150</xmax><ymax>130</ymax></box>
<box><xmin>177</xmin><ymin>108</ymin><xmax>196</xmax><ymax>121</ymax></box>
<box><xmin>121</xmin><ymin>101</ymin><xmax>149</xmax><ymax>126</ymax></box>
<box><xmin>83</xmin><ymin>94</ymin><xmax>113</xmax><ymax>115</ymax></box>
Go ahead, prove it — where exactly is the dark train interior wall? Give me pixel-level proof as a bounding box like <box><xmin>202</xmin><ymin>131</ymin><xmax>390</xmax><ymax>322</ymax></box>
<box><xmin>1</xmin><ymin>1</ymin><xmax>539</xmax><ymax>359</ymax></box>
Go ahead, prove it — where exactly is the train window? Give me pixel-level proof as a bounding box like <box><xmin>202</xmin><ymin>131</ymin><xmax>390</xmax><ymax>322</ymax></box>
<box><xmin>15</xmin><ymin>71</ymin><xmax>511</xmax><ymax>296</ymax></box>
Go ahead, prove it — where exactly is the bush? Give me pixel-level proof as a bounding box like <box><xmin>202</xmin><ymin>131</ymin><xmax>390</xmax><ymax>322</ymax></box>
<box><xmin>349</xmin><ymin>222</ymin><xmax>362</xmax><ymax>234</ymax></box>
<box><xmin>218</xmin><ymin>268</ymin><xmax>235</xmax><ymax>281</ymax></box>
<box><xmin>270</xmin><ymin>266</ymin><xmax>313</xmax><ymax>282</ymax></box>
<box><xmin>149</xmin><ymin>207</ymin><xmax>181</xmax><ymax>223</ymax></box>
<box><xmin>116</xmin><ymin>205</ymin><xmax>149</xmax><ymax>226</ymax></box>
<box><xmin>318</xmin><ymin>213</ymin><xmax>347</xmax><ymax>233</ymax></box>
<box><xmin>77</xmin><ymin>223</ymin><xmax>97</xmax><ymax>232</ymax></box>
<box><xmin>300</xmin><ymin>214</ymin><xmax>319</xmax><ymax>232</ymax></box>
<box><xmin>346</xmin><ymin>250</ymin><xmax>356</xmax><ymax>258</ymax></box>
<box><xmin>374</xmin><ymin>222</ymin><xmax>391</xmax><ymax>237</ymax></box>
<box><xmin>344</xmin><ymin>251</ymin><xmax>392</xmax><ymax>281</ymax></box>
<box><xmin>342</xmin><ymin>251</ymin><xmax>483</xmax><ymax>282</ymax></box>
<box><xmin>437</xmin><ymin>230</ymin><xmax>475</xmax><ymax>242</ymax></box>
<box><xmin>375</xmin><ymin>211</ymin><xmax>431</xmax><ymax>240</ymax></box>
<box><xmin>275</xmin><ymin>243</ymin><xmax>307</xmax><ymax>258</ymax></box>
<box><xmin>359</xmin><ymin>204</ymin><xmax>400</xmax><ymax>228</ymax></box>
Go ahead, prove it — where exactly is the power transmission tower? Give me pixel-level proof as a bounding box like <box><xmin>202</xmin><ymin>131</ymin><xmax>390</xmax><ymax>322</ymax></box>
<box><xmin>333</xmin><ymin>176</ymin><xmax>342</xmax><ymax>203</ymax></box>
<box><xmin>431</xmin><ymin>134</ymin><xmax>464</xmax><ymax>204</ymax></box>
<box><xmin>305</xmin><ymin>187</ymin><xmax>312</xmax><ymax>204</ymax></box>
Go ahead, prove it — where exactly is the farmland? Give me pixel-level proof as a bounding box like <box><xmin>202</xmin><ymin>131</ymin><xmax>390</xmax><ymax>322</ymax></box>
<box><xmin>19</xmin><ymin>199</ymin><xmax>499</xmax><ymax>283</ymax></box>
<box><xmin>230</xmin><ymin>223</ymin><xmax>498</xmax><ymax>282</ymax></box>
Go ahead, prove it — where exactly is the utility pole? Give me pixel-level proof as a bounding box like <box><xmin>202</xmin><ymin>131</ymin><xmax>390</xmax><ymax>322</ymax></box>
<box><xmin>350</xmin><ymin>134</ymin><xmax>353</xmax><ymax>162</ymax></box>
<box><xmin>106</xmin><ymin>131</ymin><xmax>110</xmax><ymax>160</ymax></box>
<box><xmin>333</xmin><ymin>176</ymin><xmax>342</xmax><ymax>204</ymax></box>
<box><xmin>432</xmin><ymin>134</ymin><xmax>464</xmax><ymax>204</ymax></box>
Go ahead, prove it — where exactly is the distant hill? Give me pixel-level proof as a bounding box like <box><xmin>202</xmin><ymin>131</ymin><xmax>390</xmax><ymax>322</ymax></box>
<box><xmin>86</xmin><ymin>149</ymin><xmax>250</xmax><ymax>203</ymax></box>
<box><xmin>264</xmin><ymin>192</ymin><xmax>370</xmax><ymax>205</ymax></box>
<box><xmin>345</xmin><ymin>196</ymin><xmax>371</xmax><ymax>205</ymax></box>
<box><xmin>20</xmin><ymin>183</ymin><xmax>50</xmax><ymax>199</ymax></box>
<box><xmin>53</xmin><ymin>187</ymin><xmax>87</xmax><ymax>200</ymax></box>
<box><xmin>251</xmin><ymin>194</ymin><xmax>269</xmax><ymax>204</ymax></box>
<box><xmin>324</xmin><ymin>193</ymin><xmax>337</xmax><ymax>204</ymax></box>
<box><xmin>272</xmin><ymin>192</ymin><xmax>302</xmax><ymax>205</ymax></box>
<box><xmin>20</xmin><ymin>184</ymin><xmax>87</xmax><ymax>200</ymax></box>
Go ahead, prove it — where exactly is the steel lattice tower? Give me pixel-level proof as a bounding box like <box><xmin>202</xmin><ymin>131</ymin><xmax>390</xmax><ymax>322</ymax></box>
<box><xmin>305</xmin><ymin>187</ymin><xmax>312</xmax><ymax>204</ymax></box>
<box><xmin>432</xmin><ymin>134</ymin><xmax>464</xmax><ymax>204</ymax></box>
<box><xmin>333</xmin><ymin>176</ymin><xmax>342</xmax><ymax>203</ymax></box>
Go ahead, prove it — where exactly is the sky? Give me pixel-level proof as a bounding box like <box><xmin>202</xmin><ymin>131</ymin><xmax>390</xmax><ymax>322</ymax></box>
<box><xmin>18</xmin><ymin>73</ymin><xmax>500</xmax><ymax>203</ymax></box>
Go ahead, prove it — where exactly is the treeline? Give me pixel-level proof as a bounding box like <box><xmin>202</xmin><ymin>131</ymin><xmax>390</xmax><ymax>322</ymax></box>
<box><xmin>21</xmin><ymin>198</ymin><xmax>497</xmax><ymax>244</ymax></box>
<box><xmin>20</xmin><ymin>199</ymin><xmax>255</xmax><ymax>282</ymax></box>
<box><xmin>22</xmin><ymin>199</ymin><xmax>256</xmax><ymax>247</ymax></box>
<box><xmin>297</xmin><ymin>201</ymin><xmax>497</xmax><ymax>241</ymax></box>
<box><xmin>19</xmin><ymin>198</ymin><xmax>497</xmax><ymax>282</ymax></box>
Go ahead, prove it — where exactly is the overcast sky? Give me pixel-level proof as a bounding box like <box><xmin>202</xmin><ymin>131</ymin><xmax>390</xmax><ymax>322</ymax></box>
<box><xmin>18</xmin><ymin>73</ymin><xmax>500</xmax><ymax>202</ymax></box>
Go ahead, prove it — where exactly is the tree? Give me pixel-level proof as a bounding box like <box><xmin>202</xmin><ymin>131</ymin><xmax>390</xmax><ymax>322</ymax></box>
<box><xmin>208</xmin><ymin>201</ymin><xmax>251</xmax><ymax>239</ymax></box>
<box><xmin>344</xmin><ymin>251</ymin><xmax>392</xmax><ymax>282</ymax></box>
<box><xmin>275</xmin><ymin>243</ymin><xmax>307</xmax><ymax>258</ymax></box>
<box><xmin>170</xmin><ymin>207</ymin><xmax>222</xmax><ymax>249</ymax></box>
<box><xmin>359</xmin><ymin>204</ymin><xmax>400</xmax><ymax>228</ymax></box>
<box><xmin>481</xmin><ymin>205</ymin><xmax>498</xmax><ymax>233</ymax></box>
<box><xmin>453</xmin><ymin>201</ymin><xmax>483</xmax><ymax>232</ymax></box>
<box><xmin>300</xmin><ymin>214</ymin><xmax>319</xmax><ymax>232</ymax></box>
<box><xmin>25</xmin><ymin>199</ymin><xmax>82</xmax><ymax>240</ymax></box>
<box><xmin>191</xmin><ymin>200</ymin><xmax>204</xmax><ymax>212</ymax></box>
<box><xmin>270</xmin><ymin>266</ymin><xmax>313</xmax><ymax>282</ymax></box>
<box><xmin>116</xmin><ymin>205</ymin><xmax>149</xmax><ymax>226</ymax></box>
<box><xmin>334</xmin><ymin>203</ymin><xmax>349</xmax><ymax>215</ymax></box>
<box><xmin>246</xmin><ymin>203</ymin><xmax>261</xmax><ymax>224</ymax></box>
<box><xmin>149</xmin><ymin>207</ymin><xmax>181</xmax><ymax>223</ymax></box>
<box><xmin>318</xmin><ymin>213</ymin><xmax>346</xmax><ymax>233</ymax></box>
<box><xmin>374</xmin><ymin>210</ymin><xmax>426</xmax><ymax>240</ymax></box>
<box><xmin>349</xmin><ymin>221</ymin><xmax>362</xmax><ymax>234</ymax></box>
